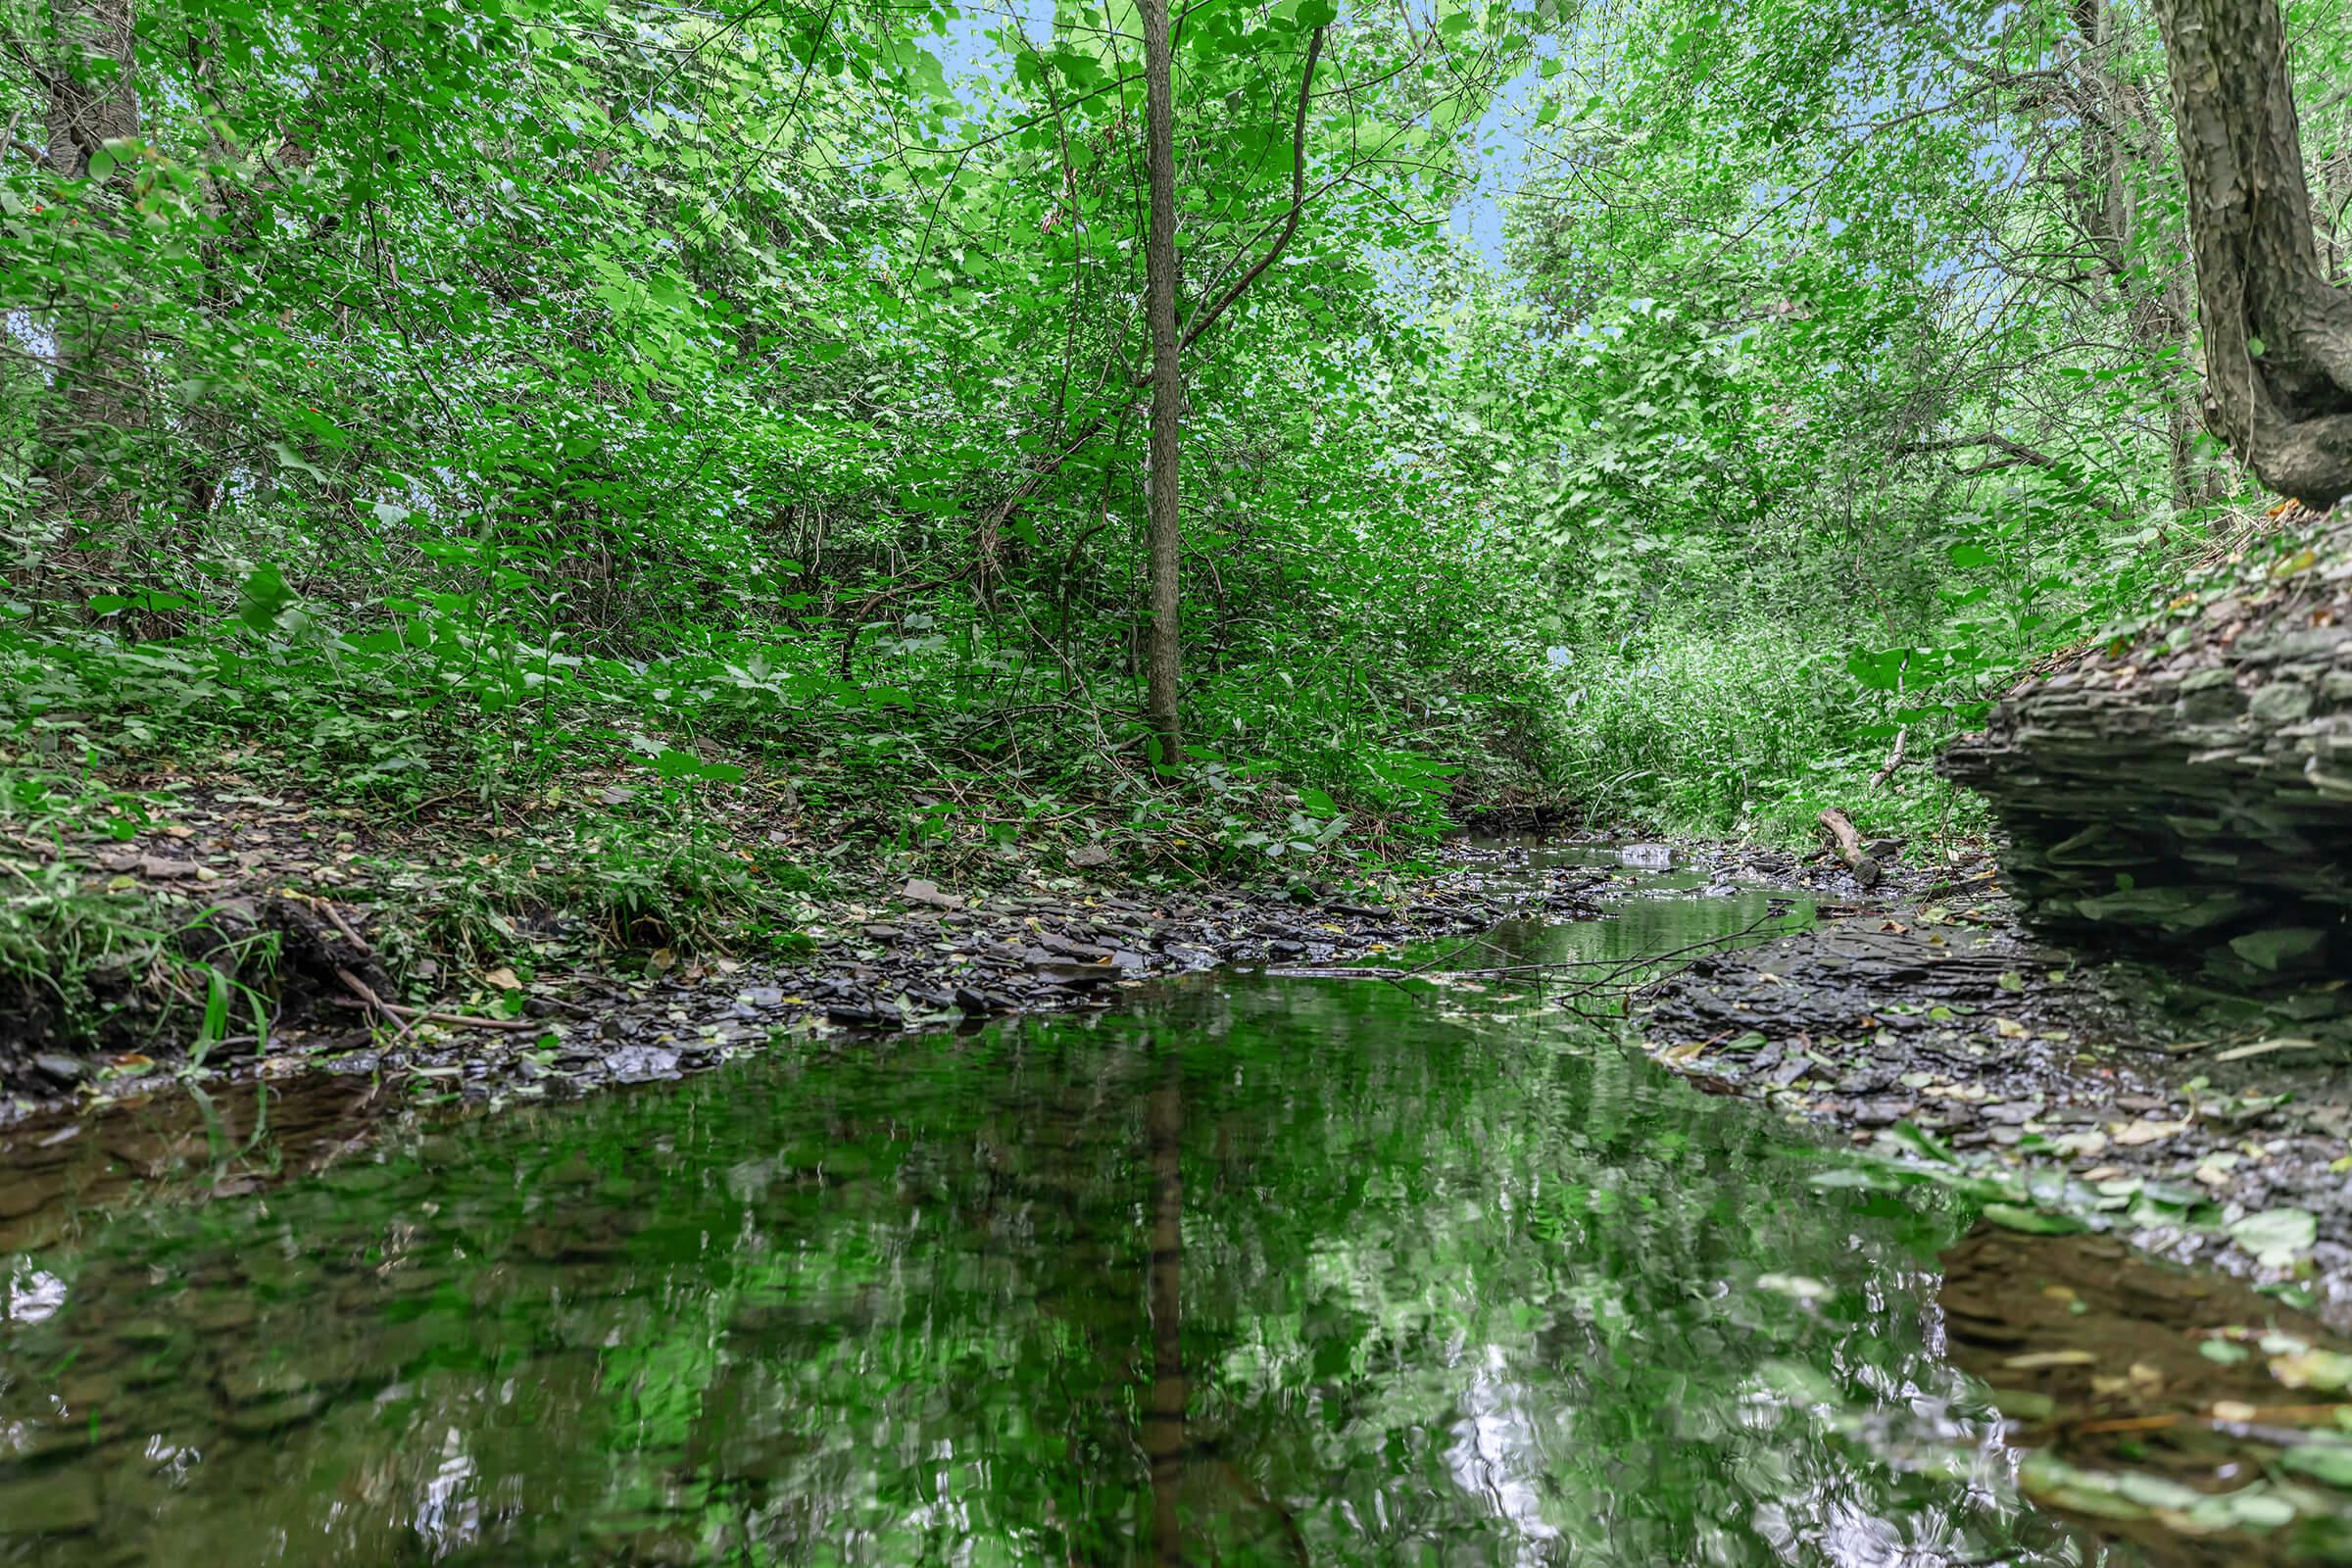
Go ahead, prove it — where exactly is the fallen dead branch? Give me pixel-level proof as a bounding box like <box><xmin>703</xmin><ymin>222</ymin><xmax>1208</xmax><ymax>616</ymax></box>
<box><xmin>1816</xmin><ymin>808</ymin><xmax>1882</xmax><ymax>888</ymax></box>
<box><xmin>335</xmin><ymin>967</ymin><xmax>542</xmax><ymax>1034</ymax></box>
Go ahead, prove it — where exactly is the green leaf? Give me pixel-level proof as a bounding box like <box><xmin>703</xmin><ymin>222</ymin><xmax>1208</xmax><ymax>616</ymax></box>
<box><xmin>1982</xmin><ymin>1202</ymin><xmax>2084</xmax><ymax>1236</ymax></box>
<box><xmin>1889</xmin><ymin>1119</ymin><xmax>1961</xmax><ymax>1166</ymax></box>
<box><xmin>236</xmin><ymin>564</ymin><xmax>296</xmax><ymax>633</ymax></box>
<box><xmin>649</xmin><ymin>748</ymin><xmax>745</xmax><ymax>783</ymax></box>
<box><xmin>2229</xmin><ymin>1206</ymin><xmax>2318</xmax><ymax>1268</ymax></box>
<box><xmin>2282</xmin><ymin>1443</ymin><xmax>2352</xmax><ymax>1490</ymax></box>
<box><xmin>1844</xmin><ymin>649</ymin><xmax>1907</xmax><ymax>691</ymax></box>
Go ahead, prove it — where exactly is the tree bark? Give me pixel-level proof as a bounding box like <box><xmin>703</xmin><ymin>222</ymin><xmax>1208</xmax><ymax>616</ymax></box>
<box><xmin>2151</xmin><ymin>0</ymin><xmax>2352</xmax><ymax>504</ymax></box>
<box><xmin>42</xmin><ymin>0</ymin><xmax>137</xmax><ymax>179</ymax></box>
<box><xmin>2068</xmin><ymin>0</ymin><xmax>2223</xmax><ymax>509</ymax></box>
<box><xmin>1139</xmin><ymin>0</ymin><xmax>1184</xmax><ymax>765</ymax></box>
<box><xmin>34</xmin><ymin>0</ymin><xmax>143</xmax><ymax>585</ymax></box>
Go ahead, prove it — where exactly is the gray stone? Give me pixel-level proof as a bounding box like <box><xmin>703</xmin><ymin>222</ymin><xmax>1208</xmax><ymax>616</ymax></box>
<box><xmin>2249</xmin><ymin>682</ymin><xmax>2316</xmax><ymax>724</ymax></box>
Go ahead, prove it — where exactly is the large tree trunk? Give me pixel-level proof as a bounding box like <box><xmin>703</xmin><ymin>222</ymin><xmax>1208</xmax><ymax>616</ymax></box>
<box><xmin>2151</xmin><ymin>0</ymin><xmax>2352</xmax><ymax>504</ymax></box>
<box><xmin>34</xmin><ymin>0</ymin><xmax>143</xmax><ymax>588</ymax></box>
<box><xmin>1138</xmin><ymin>0</ymin><xmax>1184</xmax><ymax>765</ymax></box>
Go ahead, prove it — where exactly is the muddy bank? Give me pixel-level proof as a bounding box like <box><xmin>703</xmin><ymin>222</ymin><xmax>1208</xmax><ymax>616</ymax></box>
<box><xmin>2</xmin><ymin>857</ymin><xmax>1601</xmax><ymax>1119</ymax></box>
<box><xmin>0</xmin><ymin>762</ymin><xmax>1616</xmax><ymax>1112</ymax></box>
<box><xmin>1632</xmin><ymin>848</ymin><xmax>2352</xmax><ymax>1322</ymax></box>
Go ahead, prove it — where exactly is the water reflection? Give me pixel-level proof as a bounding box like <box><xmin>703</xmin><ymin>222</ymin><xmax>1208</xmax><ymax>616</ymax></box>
<box><xmin>0</xmin><ymin>957</ymin><xmax>2096</xmax><ymax>1565</ymax></box>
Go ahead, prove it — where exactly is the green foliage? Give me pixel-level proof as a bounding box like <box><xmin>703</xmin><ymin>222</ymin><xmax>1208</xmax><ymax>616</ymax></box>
<box><xmin>3</xmin><ymin>0</ymin><xmax>2342</xmax><ymax>875</ymax></box>
<box><xmin>1470</xmin><ymin>0</ymin><xmax>2352</xmax><ymax>836</ymax></box>
<box><xmin>0</xmin><ymin>0</ymin><xmax>1557</xmax><ymax>876</ymax></box>
<box><xmin>0</xmin><ymin>859</ymin><xmax>273</xmax><ymax>1056</ymax></box>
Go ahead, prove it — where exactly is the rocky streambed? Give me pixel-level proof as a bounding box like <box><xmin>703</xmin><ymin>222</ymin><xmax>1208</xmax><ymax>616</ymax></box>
<box><xmin>1612</xmin><ymin>840</ymin><xmax>2352</xmax><ymax>1327</ymax></box>
<box><xmin>13</xmin><ymin>827</ymin><xmax>2349</xmax><ymax>1326</ymax></box>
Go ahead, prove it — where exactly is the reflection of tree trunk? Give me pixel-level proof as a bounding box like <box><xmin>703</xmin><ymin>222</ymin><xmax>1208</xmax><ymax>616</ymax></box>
<box><xmin>2151</xmin><ymin>0</ymin><xmax>2352</xmax><ymax>504</ymax></box>
<box><xmin>36</xmin><ymin>0</ymin><xmax>143</xmax><ymax>586</ymax></box>
<box><xmin>1143</xmin><ymin>1039</ymin><xmax>1186</xmax><ymax>1566</ymax></box>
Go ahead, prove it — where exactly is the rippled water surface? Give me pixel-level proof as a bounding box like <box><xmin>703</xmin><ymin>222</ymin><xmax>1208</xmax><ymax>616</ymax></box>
<box><xmin>0</xmin><ymin>889</ymin><xmax>2105</xmax><ymax>1566</ymax></box>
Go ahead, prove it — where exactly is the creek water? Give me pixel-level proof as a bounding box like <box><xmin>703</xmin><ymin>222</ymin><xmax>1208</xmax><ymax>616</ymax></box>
<box><xmin>0</xmin><ymin>866</ymin><xmax>2175</xmax><ymax>1564</ymax></box>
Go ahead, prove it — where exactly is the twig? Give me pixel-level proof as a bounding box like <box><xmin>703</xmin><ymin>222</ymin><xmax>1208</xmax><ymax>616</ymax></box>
<box><xmin>1869</xmin><ymin>725</ymin><xmax>1909</xmax><ymax>791</ymax></box>
<box><xmin>335</xmin><ymin>967</ymin><xmax>540</xmax><ymax>1032</ymax></box>
<box><xmin>290</xmin><ymin>890</ymin><xmax>373</xmax><ymax>955</ymax></box>
<box><xmin>333</xmin><ymin>965</ymin><xmax>421</xmax><ymax>1049</ymax></box>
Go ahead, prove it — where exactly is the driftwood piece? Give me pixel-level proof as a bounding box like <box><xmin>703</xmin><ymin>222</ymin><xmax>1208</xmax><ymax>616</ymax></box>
<box><xmin>1816</xmin><ymin>808</ymin><xmax>1883</xmax><ymax>888</ymax></box>
<box><xmin>1941</xmin><ymin>518</ymin><xmax>2352</xmax><ymax>997</ymax></box>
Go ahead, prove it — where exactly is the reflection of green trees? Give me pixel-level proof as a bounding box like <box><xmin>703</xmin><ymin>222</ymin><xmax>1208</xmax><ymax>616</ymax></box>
<box><xmin>2</xmin><ymin>970</ymin><xmax>2078</xmax><ymax>1566</ymax></box>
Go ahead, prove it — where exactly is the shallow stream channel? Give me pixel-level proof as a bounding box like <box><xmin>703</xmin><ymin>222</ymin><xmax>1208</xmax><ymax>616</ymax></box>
<box><xmin>3</xmin><ymin>847</ymin><xmax>2348</xmax><ymax>1564</ymax></box>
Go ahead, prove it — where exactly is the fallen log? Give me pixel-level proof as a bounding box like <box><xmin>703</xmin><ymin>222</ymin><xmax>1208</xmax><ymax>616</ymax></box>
<box><xmin>1941</xmin><ymin>510</ymin><xmax>2352</xmax><ymax>998</ymax></box>
<box><xmin>1816</xmin><ymin>808</ymin><xmax>1883</xmax><ymax>888</ymax></box>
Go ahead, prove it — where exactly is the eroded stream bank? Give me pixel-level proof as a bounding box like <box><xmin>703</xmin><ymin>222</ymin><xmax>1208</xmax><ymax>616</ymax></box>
<box><xmin>4</xmin><ymin>837</ymin><xmax>2352</xmax><ymax>1564</ymax></box>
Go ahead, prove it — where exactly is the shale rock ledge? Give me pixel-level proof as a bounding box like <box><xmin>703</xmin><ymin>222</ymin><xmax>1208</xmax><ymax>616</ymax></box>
<box><xmin>1942</xmin><ymin>514</ymin><xmax>2352</xmax><ymax>1000</ymax></box>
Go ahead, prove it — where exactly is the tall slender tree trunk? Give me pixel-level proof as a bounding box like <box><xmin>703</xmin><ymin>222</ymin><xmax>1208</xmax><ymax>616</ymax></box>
<box><xmin>36</xmin><ymin>0</ymin><xmax>143</xmax><ymax>588</ymax></box>
<box><xmin>1138</xmin><ymin>0</ymin><xmax>1184</xmax><ymax>765</ymax></box>
<box><xmin>2150</xmin><ymin>0</ymin><xmax>2352</xmax><ymax>504</ymax></box>
<box><xmin>2072</xmin><ymin>0</ymin><xmax>2222</xmax><ymax>509</ymax></box>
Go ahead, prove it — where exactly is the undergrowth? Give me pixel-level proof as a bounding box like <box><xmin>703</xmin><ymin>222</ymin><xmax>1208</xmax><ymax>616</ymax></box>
<box><xmin>0</xmin><ymin>574</ymin><xmax>1511</xmax><ymax>889</ymax></box>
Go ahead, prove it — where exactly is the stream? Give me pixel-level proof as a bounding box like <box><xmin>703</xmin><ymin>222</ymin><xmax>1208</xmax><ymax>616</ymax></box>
<box><xmin>0</xmin><ymin>856</ymin><xmax>2339</xmax><ymax>1563</ymax></box>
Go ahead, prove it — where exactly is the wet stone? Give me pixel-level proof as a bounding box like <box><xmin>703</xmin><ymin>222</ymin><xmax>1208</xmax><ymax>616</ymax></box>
<box><xmin>603</xmin><ymin>1046</ymin><xmax>681</xmax><ymax>1082</ymax></box>
<box><xmin>221</xmin><ymin>1387</ymin><xmax>328</xmax><ymax>1437</ymax></box>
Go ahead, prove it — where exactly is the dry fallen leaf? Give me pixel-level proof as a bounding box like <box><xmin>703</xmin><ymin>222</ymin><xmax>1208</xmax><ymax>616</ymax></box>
<box><xmin>2111</xmin><ymin>1118</ymin><xmax>2191</xmax><ymax>1146</ymax></box>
